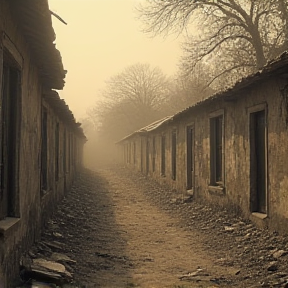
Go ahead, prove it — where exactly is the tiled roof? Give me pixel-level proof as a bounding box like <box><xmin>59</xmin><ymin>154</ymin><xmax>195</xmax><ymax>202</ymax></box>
<box><xmin>117</xmin><ymin>116</ymin><xmax>173</xmax><ymax>143</ymax></box>
<box><xmin>43</xmin><ymin>90</ymin><xmax>86</xmax><ymax>140</ymax></box>
<box><xmin>9</xmin><ymin>0</ymin><xmax>66</xmax><ymax>89</ymax></box>
<box><xmin>118</xmin><ymin>51</ymin><xmax>288</xmax><ymax>143</ymax></box>
<box><xmin>173</xmin><ymin>51</ymin><xmax>288</xmax><ymax>121</ymax></box>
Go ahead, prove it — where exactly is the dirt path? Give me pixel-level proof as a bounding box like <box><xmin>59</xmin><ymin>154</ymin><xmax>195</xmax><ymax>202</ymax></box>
<box><xmin>25</xmin><ymin>167</ymin><xmax>288</xmax><ymax>288</ymax></box>
<box><xmin>96</xmin><ymin>169</ymin><xmax>238</xmax><ymax>288</ymax></box>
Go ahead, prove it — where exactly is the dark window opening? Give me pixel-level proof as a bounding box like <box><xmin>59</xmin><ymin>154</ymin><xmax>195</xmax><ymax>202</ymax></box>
<box><xmin>41</xmin><ymin>108</ymin><xmax>48</xmax><ymax>193</ymax></box>
<box><xmin>152</xmin><ymin>137</ymin><xmax>156</xmax><ymax>172</ymax></box>
<box><xmin>250</xmin><ymin>109</ymin><xmax>267</xmax><ymax>214</ymax></box>
<box><xmin>146</xmin><ymin>140</ymin><xmax>149</xmax><ymax>175</ymax></box>
<box><xmin>68</xmin><ymin>133</ymin><xmax>71</xmax><ymax>172</ymax></box>
<box><xmin>161</xmin><ymin>135</ymin><xmax>166</xmax><ymax>176</ymax></box>
<box><xmin>72</xmin><ymin>136</ymin><xmax>76</xmax><ymax>167</ymax></box>
<box><xmin>186</xmin><ymin>126</ymin><xmax>194</xmax><ymax>190</ymax></box>
<box><xmin>63</xmin><ymin>129</ymin><xmax>67</xmax><ymax>173</ymax></box>
<box><xmin>129</xmin><ymin>143</ymin><xmax>131</xmax><ymax>164</ymax></box>
<box><xmin>55</xmin><ymin>122</ymin><xmax>60</xmax><ymax>181</ymax></box>
<box><xmin>171</xmin><ymin>130</ymin><xmax>177</xmax><ymax>180</ymax></box>
<box><xmin>73</xmin><ymin>136</ymin><xmax>78</xmax><ymax>169</ymax></box>
<box><xmin>210</xmin><ymin>115</ymin><xmax>223</xmax><ymax>186</ymax></box>
<box><xmin>133</xmin><ymin>142</ymin><xmax>136</xmax><ymax>165</ymax></box>
<box><xmin>123</xmin><ymin>144</ymin><xmax>126</xmax><ymax>163</ymax></box>
<box><xmin>124</xmin><ymin>144</ymin><xmax>129</xmax><ymax>163</ymax></box>
<box><xmin>140</xmin><ymin>139</ymin><xmax>144</xmax><ymax>173</ymax></box>
<box><xmin>0</xmin><ymin>58</ymin><xmax>21</xmax><ymax>219</ymax></box>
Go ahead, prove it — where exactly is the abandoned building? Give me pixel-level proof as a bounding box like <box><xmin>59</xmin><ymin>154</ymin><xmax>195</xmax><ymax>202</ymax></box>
<box><xmin>0</xmin><ymin>0</ymin><xmax>85</xmax><ymax>286</ymax></box>
<box><xmin>118</xmin><ymin>51</ymin><xmax>288</xmax><ymax>236</ymax></box>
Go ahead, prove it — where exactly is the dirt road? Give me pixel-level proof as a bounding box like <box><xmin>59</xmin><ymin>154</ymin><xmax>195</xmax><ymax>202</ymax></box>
<box><xmin>27</xmin><ymin>167</ymin><xmax>288</xmax><ymax>288</ymax></box>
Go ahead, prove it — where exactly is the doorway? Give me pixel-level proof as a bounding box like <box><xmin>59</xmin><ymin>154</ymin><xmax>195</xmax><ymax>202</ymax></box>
<box><xmin>250</xmin><ymin>109</ymin><xmax>267</xmax><ymax>214</ymax></box>
<box><xmin>171</xmin><ymin>130</ymin><xmax>177</xmax><ymax>180</ymax></box>
<box><xmin>146</xmin><ymin>139</ymin><xmax>149</xmax><ymax>175</ymax></box>
<box><xmin>161</xmin><ymin>135</ymin><xmax>166</xmax><ymax>176</ymax></box>
<box><xmin>41</xmin><ymin>108</ymin><xmax>48</xmax><ymax>194</ymax></box>
<box><xmin>186</xmin><ymin>125</ymin><xmax>194</xmax><ymax>190</ymax></box>
<box><xmin>0</xmin><ymin>62</ymin><xmax>21</xmax><ymax>219</ymax></box>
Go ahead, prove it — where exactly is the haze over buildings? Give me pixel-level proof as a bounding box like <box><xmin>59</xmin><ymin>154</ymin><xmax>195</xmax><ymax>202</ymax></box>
<box><xmin>49</xmin><ymin>0</ymin><xmax>183</xmax><ymax>120</ymax></box>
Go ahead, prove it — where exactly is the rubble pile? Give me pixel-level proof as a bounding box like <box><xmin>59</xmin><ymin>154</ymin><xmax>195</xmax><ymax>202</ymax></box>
<box><xmin>132</xmin><ymin>169</ymin><xmax>288</xmax><ymax>288</ymax></box>
<box><xmin>16</xmin><ymin>167</ymin><xmax>288</xmax><ymax>287</ymax></box>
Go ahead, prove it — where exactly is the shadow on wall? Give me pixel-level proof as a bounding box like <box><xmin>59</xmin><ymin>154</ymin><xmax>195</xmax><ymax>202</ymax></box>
<box><xmin>0</xmin><ymin>273</ymin><xmax>3</xmax><ymax>288</ymax></box>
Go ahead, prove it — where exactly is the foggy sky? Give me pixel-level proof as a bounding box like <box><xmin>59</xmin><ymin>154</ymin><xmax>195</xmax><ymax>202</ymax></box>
<box><xmin>48</xmin><ymin>0</ymin><xmax>183</xmax><ymax>121</ymax></box>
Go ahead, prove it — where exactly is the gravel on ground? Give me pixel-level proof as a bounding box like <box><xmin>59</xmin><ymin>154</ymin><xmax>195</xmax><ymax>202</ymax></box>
<box><xmin>19</xmin><ymin>166</ymin><xmax>288</xmax><ymax>288</ymax></box>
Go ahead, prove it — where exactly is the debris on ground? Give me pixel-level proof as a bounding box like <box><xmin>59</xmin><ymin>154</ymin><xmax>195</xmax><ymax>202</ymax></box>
<box><xmin>17</xmin><ymin>167</ymin><xmax>288</xmax><ymax>288</ymax></box>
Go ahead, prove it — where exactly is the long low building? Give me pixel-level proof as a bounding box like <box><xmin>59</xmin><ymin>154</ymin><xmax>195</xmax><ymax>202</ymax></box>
<box><xmin>117</xmin><ymin>51</ymin><xmax>288</xmax><ymax>235</ymax></box>
<box><xmin>0</xmin><ymin>0</ymin><xmax>86</xmax><ymax>286</ymax></box>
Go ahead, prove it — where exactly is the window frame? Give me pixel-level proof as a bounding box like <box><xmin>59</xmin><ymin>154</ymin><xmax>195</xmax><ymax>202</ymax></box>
<box><xmin>161</xmin><ymin>134</ymin><xmax>166</xmax><ymax>177</ymax></box>
<box><xmin>152</xmin><ymin>136</ymin><xmax>156</xmax><ymax>172</ymax></box>
<box><xmin>41</xmin><ymin>106</ymin><xmax>48</xmax><ymax>194</ymax></box>
<box><xmin>248</xmin><ymin>103</ymin><xmax>268</xmax><ymax>215</ymax></box>
<box><xmin>209</xmin><ymin>109</ymin><xmax>225</xmax><ymax>189</ymax></box>
<box><xmin>0</xmin><ymin>33</ymin><xmax>23</xmax><ymax>221</ymax></box>
<box><xmin>171</xmin><ymin>129</ymin><xmax>177</xmax><ymax>181</ymax></box>
<box><xmin>55</xmin><ymin>121</ymin><xmax>60</xmax><ymax>181</ymax></box>
<box><xmin>146</xmin><ymin>138</ymin><xmax>150</xmax><ymax>175</ymax></box>
<box><xmin>186</xmin><ymin>123</ymin><xmax>195</xmax><ymax>191</ymax></box>
<box><xmin>133</xmin><ymin>141</ymin><xmax>136</xmax><ymax>165</ymax></box>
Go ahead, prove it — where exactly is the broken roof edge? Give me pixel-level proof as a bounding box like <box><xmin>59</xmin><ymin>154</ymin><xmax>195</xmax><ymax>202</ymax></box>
<box><xmin>9</xmin><ymin>0</ymin><xmax>66</xmax><ymax>90</ymax></box>
<box><xmin>43</xmin><ymin>90</ymin><xmax>86</xmax><ymax>141</ymax></box>
<box><xmin>172</xmin><ymin>50</ymin><xmax>288</xmax><ymax>121</ymax></box>
<box><xmin>117</xmin><ymin>50</ymin><xmax>288</xmax><ymax>144</ymax></box>
<box><xmin>116</xmin><ymin>115</ymin><xmax>173</xmax><ymax>144</ymax></box>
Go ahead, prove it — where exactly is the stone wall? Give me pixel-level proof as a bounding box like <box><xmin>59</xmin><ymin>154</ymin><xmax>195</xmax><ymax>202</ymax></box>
<box><xmin>119</xmin><ymin>75</ymin><xmax>288</xmax><ymax>235</ymax></box>
<box><xmin>0</xmin><ymin>1</ymin><xmax>85</xmax><ymax>286</ymax></box>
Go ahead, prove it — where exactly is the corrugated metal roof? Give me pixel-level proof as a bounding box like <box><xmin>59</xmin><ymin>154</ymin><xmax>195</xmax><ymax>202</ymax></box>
<box><xmin>117</xmin><ymin>116</ymin><xmax>173</xmax><ymax>143</ymax></box>
<box><xmin>138</xmin><ymin>116</ymin><xmax>173</xmax><ymax>132</ymax></box>
<box><xmin>43</xmin><ymin>90</ymin><xmax>86</xmax><ymax>140</ymax></box>
<box><xmin>9</xmin><ymin>0</ymin><xmax>66</xmax><ymax>89</ymax></box>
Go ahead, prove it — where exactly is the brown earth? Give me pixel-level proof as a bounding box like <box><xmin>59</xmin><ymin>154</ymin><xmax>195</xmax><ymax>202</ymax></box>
<box><xmin>21</xmin><ymin>166</ymin><xmax>288</xmax><ymax>288</ymax></box>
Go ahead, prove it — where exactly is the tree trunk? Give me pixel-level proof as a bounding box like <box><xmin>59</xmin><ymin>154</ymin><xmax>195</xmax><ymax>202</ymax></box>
<box><xmin>250</xmin><ymin>24</ymin><xmax>266</xmax><ymax>69</ymax></box>
<box><xmin>278</xmin><ymin>1</ymin><xmax>288</xmax><ymax>52</ymax></box>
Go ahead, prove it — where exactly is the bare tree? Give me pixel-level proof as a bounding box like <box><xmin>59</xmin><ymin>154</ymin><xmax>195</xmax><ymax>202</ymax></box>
<box><xmin>90</xmin><ymin>63</ymin><xmax>170</xmax><ymax>142</ymax></box>
<box><xmin>138</xmin><ymin>0</ymin><xmax>288</xmax><ymax>86</ymax></box>
<box><xmin>164</xmin><ymin>64</ymin><xmax>215</xmax><ymax>113</ymax></box>
<box><xmin>85</xmin><ymin>63</ymin><xmax>171</xmax><ymax>165</ymax></box>
<box><xmin>104</xmin><ymin>63</ymin><xmax>169</xmax><ymax>110</ymax></box>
